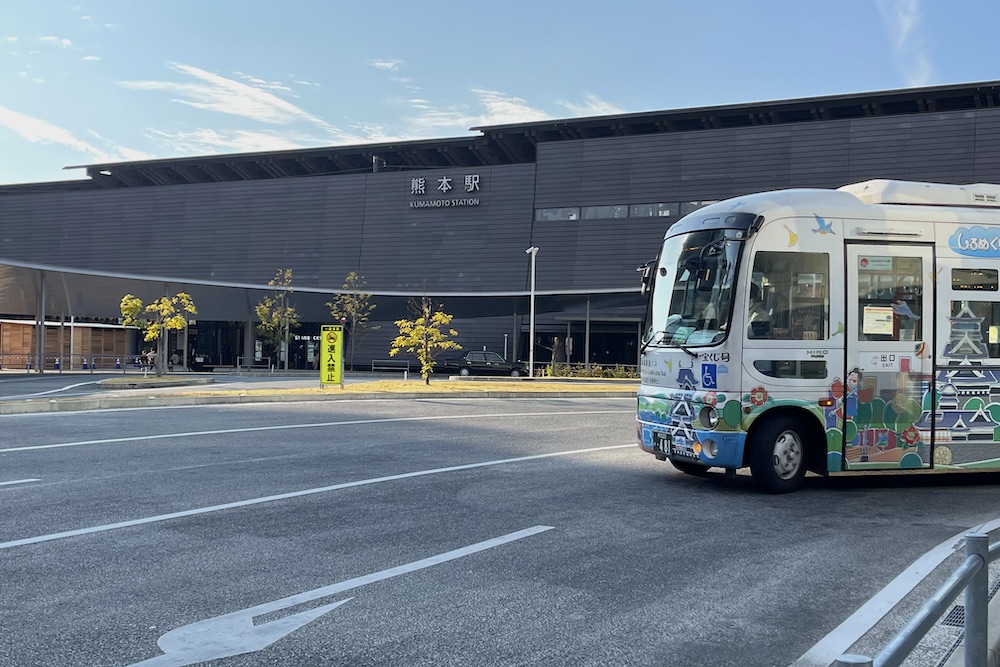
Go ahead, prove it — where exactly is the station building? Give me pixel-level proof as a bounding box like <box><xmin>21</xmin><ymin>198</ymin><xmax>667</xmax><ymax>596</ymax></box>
<box><xmin>1</xmin><ymin>80</ymin><xmax>1000</xmax><ymax>371</ymax></box>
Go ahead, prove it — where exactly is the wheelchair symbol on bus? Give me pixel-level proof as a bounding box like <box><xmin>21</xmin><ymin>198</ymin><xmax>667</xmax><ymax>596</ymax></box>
<box><xmin>702</xmin><ymin>364</ymin><xmax>717</xmax><ymax>389</ymax></box>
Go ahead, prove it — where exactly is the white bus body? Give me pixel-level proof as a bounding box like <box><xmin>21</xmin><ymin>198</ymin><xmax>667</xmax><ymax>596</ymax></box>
<box><xmin>637</xmin><ymin>179</ymin><xmax>1000</xmax><ymax>492</ymax></box>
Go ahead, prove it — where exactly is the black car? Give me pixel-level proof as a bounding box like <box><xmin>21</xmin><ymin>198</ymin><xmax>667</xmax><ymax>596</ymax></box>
<box><xmin>439</xmin><ymin>351</ymin><xmax>528</xmax><ymax>377</ymax></box>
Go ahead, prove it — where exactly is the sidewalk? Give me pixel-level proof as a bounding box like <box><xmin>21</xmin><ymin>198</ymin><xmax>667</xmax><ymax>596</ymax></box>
<box><xmin>0</xmin><ymin>372</ymin><xmax>638</xmax><ymax>415</ymax></box>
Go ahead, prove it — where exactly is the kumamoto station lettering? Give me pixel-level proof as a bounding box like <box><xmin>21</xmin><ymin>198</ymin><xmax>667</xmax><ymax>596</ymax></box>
<box><xmin>409</xmin><ymin>174</ymin><xmax>482</xmax><ymax>209</ymax></box>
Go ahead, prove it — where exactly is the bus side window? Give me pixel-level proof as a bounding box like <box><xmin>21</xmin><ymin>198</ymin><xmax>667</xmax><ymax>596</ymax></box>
<box><xmin>748</xmin><ymin>251</ymin><xmax>829</xmax><ymax>340</ymax></box>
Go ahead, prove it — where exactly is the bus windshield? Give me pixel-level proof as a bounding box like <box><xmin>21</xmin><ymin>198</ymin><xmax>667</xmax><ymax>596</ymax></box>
<box><xmin>645</xmin><ymin>229</ymin><xmax>742</xmax><ymax>348</ymax></box>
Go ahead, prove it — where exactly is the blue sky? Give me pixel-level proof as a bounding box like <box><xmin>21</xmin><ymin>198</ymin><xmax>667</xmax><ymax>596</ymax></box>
<box><xmin>1</xmin><ymin>0</ymin><xmax>999</xmax><ymax>185</ymax></box>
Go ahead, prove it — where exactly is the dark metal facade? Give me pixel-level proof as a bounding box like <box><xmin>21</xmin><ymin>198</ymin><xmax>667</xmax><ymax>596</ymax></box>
<box><xmin>1</xmin><ymin>82</ymin><xmax>999</xmax><ymax>367</ymax></box>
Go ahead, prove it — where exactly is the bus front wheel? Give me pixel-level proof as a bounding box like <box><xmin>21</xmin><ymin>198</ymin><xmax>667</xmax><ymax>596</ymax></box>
<box><xmin>749</xmin><ymin>418</ymin><xmax>807</xmax><ymax>494</ymax></box>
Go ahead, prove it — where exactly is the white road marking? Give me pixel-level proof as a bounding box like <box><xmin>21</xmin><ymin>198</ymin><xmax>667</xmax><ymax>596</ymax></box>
<box><xmin>790</xmin><ymin>517</ymin><xmax>1000</xmax><ymax>667</ymax></box>
<box><xmin>0</xmin><ymin>409</ymin><xmax>632</xmax><ymax>453</ymax></box>
<box><xmin>0</xmin><ymin>380</ymin><xmax>101</xmax><ymax>401</ymax></box>
<box><xmin>128</xmin><ymin>526</ymin><xmax>553</xmax><ymax>666</ymax></box>
<box><xmin>0</xmin><ymin>478</ymin><xmax>40</xmax><ymax>487</ymax></box>
<box><xmin>0</xmin><ymin>444</ymin><xmax>632</xmax><ymax>551</ymax></box>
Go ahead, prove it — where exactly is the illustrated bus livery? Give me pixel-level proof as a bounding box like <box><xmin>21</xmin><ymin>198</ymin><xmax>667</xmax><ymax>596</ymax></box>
<box><xmin>637</xmin><ymin>179</ymin><xmax>1000</xmax><ymax>493</ymax></box>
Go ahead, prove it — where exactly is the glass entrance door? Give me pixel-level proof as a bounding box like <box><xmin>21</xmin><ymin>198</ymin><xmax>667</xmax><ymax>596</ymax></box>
<box><xmin>844</xmin><ymin>244</ymin><xmax>935</xmax><ymax>470</ymax></box>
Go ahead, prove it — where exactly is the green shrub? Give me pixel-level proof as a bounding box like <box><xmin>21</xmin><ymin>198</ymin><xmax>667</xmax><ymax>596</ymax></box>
<box><xmin>542</xmin><ymin>363</ymin><xmax>638</xmax><ymax>379</ymax></box>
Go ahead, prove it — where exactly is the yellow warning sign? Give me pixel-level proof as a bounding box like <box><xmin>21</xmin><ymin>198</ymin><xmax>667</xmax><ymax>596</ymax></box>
<box><xmin>320</xmin><ymin>324</ymin><xmax>344</xmax><ymax>386</ymax></box>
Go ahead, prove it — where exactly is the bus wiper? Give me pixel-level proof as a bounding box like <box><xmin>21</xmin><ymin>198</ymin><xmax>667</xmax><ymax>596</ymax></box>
<box><xmin>678</xmin><ymin>345</ymin><xmax>699</xmax><ymax>358</ymax></box>
<box><xmin>640</xmin><ymin>331</ymin><xmax>666</xmax><ymax>356</ymax></box>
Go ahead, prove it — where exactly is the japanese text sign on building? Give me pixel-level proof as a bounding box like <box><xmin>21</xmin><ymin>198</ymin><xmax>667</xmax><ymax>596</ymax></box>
<box><xmin>408</xmin><ymin>173</ymin><xmax>482</xmax><ymax>209</ymax></box>
<box><xmin>320</xmin><ymin>324</ymin><xmax>344</xmax><ymax>387</ymax></box>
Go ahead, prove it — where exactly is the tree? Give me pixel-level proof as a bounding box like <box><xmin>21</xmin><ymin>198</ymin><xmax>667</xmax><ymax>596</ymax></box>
<box><xmin>389</xmin><ymin>297</ymin><xmax>461</xmax><ymax>385</ymax></box>
<box><xmin>120</xmin><ymin>292</ymin><xmax>197</xmax><ymax>377</ymax></box>
<box><xmin>326</xmin><ymin>272</ymin><xmax>380</xmax><ymax>371</ymax></box>
<box><xmin>255</xmin><ymin>268</ymin><xmax>300</xmax><ymax>370</ymax></box>
<box><xmin>536</xmin><ymin>335</ymin><xmax>566</xmax><ymax>376</ymax></box>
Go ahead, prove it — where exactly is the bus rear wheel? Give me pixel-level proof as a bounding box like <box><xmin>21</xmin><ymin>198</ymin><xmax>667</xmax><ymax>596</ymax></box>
<box><xmin>749</xmin><ymin>417</ymin><xmax>807</xmax><ymax>494</ymax></box>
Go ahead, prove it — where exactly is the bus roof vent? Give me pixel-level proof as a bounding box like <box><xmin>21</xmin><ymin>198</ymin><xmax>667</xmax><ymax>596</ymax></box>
<box><xmin>838</xmin><ymin>179</ymin><xmax>1000</xmax><ymax>208</ymax></box>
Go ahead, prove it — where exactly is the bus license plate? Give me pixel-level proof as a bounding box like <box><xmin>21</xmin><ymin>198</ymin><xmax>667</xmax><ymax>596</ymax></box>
<box><xmin>652</xmin><ymin>431</ymin><xmax>671</xmax><ymax>454</ymax></box>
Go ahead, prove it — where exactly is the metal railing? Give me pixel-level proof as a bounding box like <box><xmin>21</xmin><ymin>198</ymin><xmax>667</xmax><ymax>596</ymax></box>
<box><xmin>371</xmin><ymin>359</ymin><xmax>411</xmax><ymax>373</ymax></box>
<box><xmin>0</xmin><ymin>353</ymin><xmax>142</xmax><ymax>373</ymax></box>
<box><xmin>236</xmin><ymin>356</ymin><xmax>272</xmax><ymax>372</ymax></box>
<box><xmin>836</xmin><ymin>532</ymin><xmax>999</xmax><ymax>667</ymax></box>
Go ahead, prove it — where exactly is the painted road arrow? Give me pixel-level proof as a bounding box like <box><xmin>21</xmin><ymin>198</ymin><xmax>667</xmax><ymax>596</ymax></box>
<box><xmin>128</xmin><ymin>525</ymin><xmax>554</xmax><ymax>666</ymax></box>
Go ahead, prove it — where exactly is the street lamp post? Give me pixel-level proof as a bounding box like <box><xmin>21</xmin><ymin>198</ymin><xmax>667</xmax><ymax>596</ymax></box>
<box><xmin>525</xmin><ymin>246</ymin><xmax>539</xmax><ymax>378</ymax></box>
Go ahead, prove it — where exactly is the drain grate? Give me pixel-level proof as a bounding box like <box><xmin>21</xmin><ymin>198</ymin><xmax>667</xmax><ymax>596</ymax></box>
<box><xmin>940</xmin><ymin>575</ymin><xmax>1000</xmax><ymax>629</ymax></box>
<box><xmin>941</xmin><ymin>605</ymin><xmax>965</xmax><ymax>627</ymax></box>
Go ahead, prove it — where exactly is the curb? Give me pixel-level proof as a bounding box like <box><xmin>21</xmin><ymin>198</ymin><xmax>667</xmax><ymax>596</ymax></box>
<box><xmin>0</xmin><ymin>391</ymin><xmax>638</xmax><ymax>414</ymax></box>
<box><xmin>96</xmin><ymin>378</ymin><xmax>216</xmax><ymax>390</ymax></box>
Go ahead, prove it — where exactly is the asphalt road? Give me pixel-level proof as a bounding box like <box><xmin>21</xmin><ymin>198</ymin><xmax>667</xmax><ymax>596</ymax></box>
<box><xmin>1</xmin><ymin>396</ymin><xmax>998</xmax><ymax>666</ymax></box>
<box><xmin>0</xmin><ymin>370</ymin><xmax>345</xmax><ymax>402</ymax></box>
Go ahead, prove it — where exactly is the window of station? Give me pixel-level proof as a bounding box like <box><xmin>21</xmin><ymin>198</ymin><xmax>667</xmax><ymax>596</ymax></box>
<box><xmin>747</xmin><ymin>251</ymin><xmax>830</xmax><ymax>340</ymax></box>
<box><xmin>680</xmin><ymin>200</ymin><xmax>719</xmax><ymax>215</ymax></box>
<box><xmin>948</xmin><ymin>301</ymin><xmax>1000</xmax><ymax>359</ymax></box>
<box><xmin>631</xmin><ymin>203</ymin><xmax>678</xmax><ymax>218</ymax></box>
<box><xmin>534</xmin><ymin>207</ymin><xmax>580</xmax><ymax>221</ymax></box>
<box><xmin>581</xmin><ymin>205</ymin><xmax>629</xmax><ymax>219</ymax></box>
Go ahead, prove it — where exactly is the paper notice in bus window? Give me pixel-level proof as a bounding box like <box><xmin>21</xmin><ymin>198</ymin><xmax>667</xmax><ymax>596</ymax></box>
<box><xmin>990</xmin><ymin>326</ymin><xmax>999</xmax><ymax>345</ymax></box>
<box><xmin>863</xmin><ymin>306</ymin><xmax>895</xmax><ymax>335</ymax></box>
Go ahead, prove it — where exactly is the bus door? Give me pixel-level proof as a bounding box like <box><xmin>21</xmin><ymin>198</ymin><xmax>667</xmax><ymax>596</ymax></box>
<box><xmin>844</xmin><ymin>244</ymin><xmax>935</xmax><ymax>470</ymax></box>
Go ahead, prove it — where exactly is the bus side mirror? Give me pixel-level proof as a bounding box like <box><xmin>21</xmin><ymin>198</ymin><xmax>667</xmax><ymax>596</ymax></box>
<box><xmin>637</xmin><ymin>262</ymin><xmax>654</xmax><ymax>295</ymax></box>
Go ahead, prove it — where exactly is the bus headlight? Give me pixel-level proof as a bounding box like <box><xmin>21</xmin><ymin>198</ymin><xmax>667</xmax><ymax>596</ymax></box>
<box><xmin>702</xmin><ymin>438</ymin><xmax>718</xmax><ymax>458</ymax></box>
<box><xmin>698</xmin><ymin>406</ymin><xmax>719</xmax><ymax>429</ymax></box>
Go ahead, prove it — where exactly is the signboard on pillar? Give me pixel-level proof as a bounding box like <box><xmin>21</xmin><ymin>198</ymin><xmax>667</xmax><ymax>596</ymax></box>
<box><xmin>320</xmin><ymin>324</ymin><xmax>344</xmax><ymax>387</ymax></box>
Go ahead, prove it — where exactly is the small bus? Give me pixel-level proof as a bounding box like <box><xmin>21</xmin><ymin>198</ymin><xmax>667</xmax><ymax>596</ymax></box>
<box><xmin>637</xmin><ymin>179</ymin><xmax>1000</xmax><ymax>492</ymax></box>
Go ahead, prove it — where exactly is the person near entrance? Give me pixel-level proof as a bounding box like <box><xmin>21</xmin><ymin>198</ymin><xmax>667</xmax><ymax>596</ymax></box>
<box><xmin>747</xmin><ymin>283</ymin><xmax>771</xmax><ymax>338</ymax></box>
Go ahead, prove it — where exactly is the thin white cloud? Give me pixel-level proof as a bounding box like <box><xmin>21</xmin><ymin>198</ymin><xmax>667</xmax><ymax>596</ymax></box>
<box><xmin>120</xmin><ymin>63</ymin><xmax>341</xmax><ymax>136</ymax></box>
<box><xmin>83</xmin><ymin>55</ymin><xmax>101</xmax><ymax>62</ymax></box>
<box><xmin>3</xmin><ymin>36</ymin><xmax>17</xmax><ymax>42</ymax></box>
<box><xmin>146</xmin><ymin>127</ymin><xmax>327</xmax><ymax>155</ymax></box>
<box><xmin>0</xmin><ymin>106</ymin><xmax>111</xmax><ymax>160</ymax></box>
<box><xmin>397</xmin><ymin>89</ymin><xmax>551</xmax><ymax>138</ymax></box>
<box><xmin>233</xmin><ymin>72</ymin><xmax>292</xmax><ymax>93</ymax></box>
<box><xmin>39</xmin><ymin>36</ymin><xmax>72</xmax><ymax>47</ymax></box>
<box><xmin>876</xmin><ymin>0</ymin><xmax>934</xmax><ymax>86</ymax></box>
<box><xmin>471</xmin><ymin>88</ymin><xmax>551</xmax><ymax>125</ymax></box>
<box><xmin>85</xmin><ymin>131</ymin><xmax>153</xmax><ymax>162</ymax></box>
<box><xmin>559</xmin><ymin>94</ymin><xmax>626</xmax><ymax>118</ymax></box>
<box><xmin>371</xmin><ymin>59</ymin><xmax>404</xmax><ymax>71</ymax></box>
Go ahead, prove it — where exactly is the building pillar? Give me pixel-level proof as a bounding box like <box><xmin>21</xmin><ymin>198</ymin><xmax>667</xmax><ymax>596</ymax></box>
<box><xmin>512</xmin><ymin>310</ymin><xmax>519</xmax><ymax>362</ymax></box>
<box><xmin>244</xmin><ymin>320</ymin><xmax>254</xmax><ymax>370</ymax></box>
<box><xmin>35</xmin><ymin>271</ymin><xmax>45</xmax><ymax>373</ymax></box>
